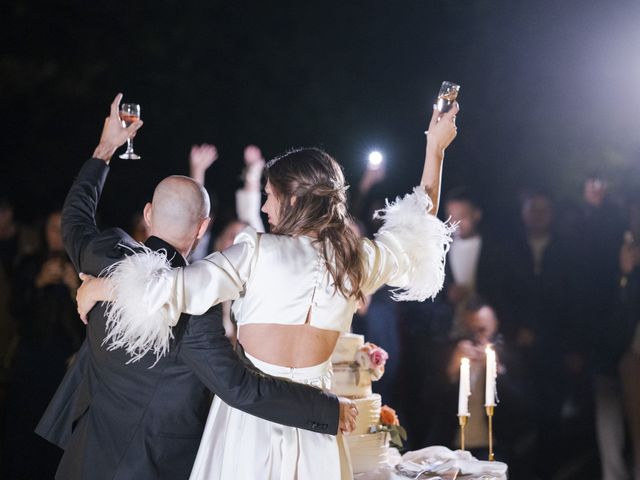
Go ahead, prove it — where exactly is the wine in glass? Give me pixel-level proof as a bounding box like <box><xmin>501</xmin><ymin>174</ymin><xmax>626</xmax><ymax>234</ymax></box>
<box><xmin>436</xmin><ymin>81</ymin><xmax>460</xmax><ymax>113</ymax></box>
<box><xmin>119</xmin><ymin>103</ymin><xmax>141</xmax><ymax>160</ymax></box>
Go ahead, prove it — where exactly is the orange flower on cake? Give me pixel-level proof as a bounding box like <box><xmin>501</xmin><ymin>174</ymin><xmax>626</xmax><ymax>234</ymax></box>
<box><xmin>380</xmin><ymin>405</ymin><xmax>400</xmax><ymax>426</ymax></box>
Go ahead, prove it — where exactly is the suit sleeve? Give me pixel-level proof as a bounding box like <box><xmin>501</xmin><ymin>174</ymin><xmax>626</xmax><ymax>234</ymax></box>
<box><xmin>61</xmin><ymin>158</ymin><xmax>110</xmax><ymax>274</ymax></box>
<box><xmin>178</xmin><ymin>308</ymin><xmax>340</xmax><ymax>435</ymax></box>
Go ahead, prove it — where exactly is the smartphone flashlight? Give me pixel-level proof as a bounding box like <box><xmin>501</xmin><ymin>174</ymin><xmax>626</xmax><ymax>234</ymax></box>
<box><xmin>368</xmin><ymin>151</ymin><xmax>383</xmax><ymax>169</ymax></box>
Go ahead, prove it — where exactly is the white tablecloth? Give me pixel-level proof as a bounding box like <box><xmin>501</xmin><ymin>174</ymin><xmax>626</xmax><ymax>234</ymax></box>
<box><xmin>354</xmin><ymin>446</ymin><xmax>508</xmax><ymax>480</ymax></box>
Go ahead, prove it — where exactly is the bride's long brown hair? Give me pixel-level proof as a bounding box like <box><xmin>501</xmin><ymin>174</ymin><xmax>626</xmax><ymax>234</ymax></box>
<box><xmin>265</xmin><ymin>148</ymin><xmax>365</xmax><ymax>303</ymax></box>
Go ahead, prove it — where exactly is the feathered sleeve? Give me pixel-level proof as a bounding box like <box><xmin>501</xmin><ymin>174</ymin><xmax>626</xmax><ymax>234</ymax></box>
<box><xmin>103</xmin><ymin>227</ymin><xmax>259</xmax><ymax>363</ymax></box>
<box><xmin>361</xmin><ymin>187</ymin><xmax>455</xmax><ymax>301</ymax></box>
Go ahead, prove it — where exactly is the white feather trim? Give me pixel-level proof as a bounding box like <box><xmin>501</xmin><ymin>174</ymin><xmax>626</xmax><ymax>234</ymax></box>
<box><xmin>374</xmin><ymin>187</ymin><xmax>455</xmax><ymax>302</ymax></box>
<box><xmin>102</xmin><ymin>246</ymin><xmax>175</xmax><ymax>365</ymax></box>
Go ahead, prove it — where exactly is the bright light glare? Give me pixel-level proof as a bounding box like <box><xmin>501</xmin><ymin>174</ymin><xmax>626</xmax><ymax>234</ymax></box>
<box><xmin>368</xmin><ymin>151</ymin><xmax>383</xmax><ymax>168</ymax></box>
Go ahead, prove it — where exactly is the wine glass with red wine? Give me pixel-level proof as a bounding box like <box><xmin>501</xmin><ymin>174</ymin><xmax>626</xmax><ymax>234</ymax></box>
<box><xmin>119</xmin><ymin>103</ymin><xmax>141</xmax><ymax>160</ymax></box>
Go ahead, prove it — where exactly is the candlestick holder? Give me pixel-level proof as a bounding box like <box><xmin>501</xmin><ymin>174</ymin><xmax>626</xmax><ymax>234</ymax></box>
<box><xmin>458</xmin><ymin>415</ymin><xmax>469</xmax><ymax>451</ymax></box>
<box><xmin>485</xmin><ymin>405</ymin><xmax>495</xmax><ymax>461</ymax></box>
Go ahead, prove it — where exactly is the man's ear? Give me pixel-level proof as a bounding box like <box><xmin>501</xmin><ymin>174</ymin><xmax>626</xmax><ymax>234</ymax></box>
<box><xmin>143</xmin><ymin>203</ymin><xmax>152</xmax><ymax>229</ymax></box>
<box><xmin>196</xmin><ymin>217</ymin><xmax>211</xmax><ymax>240</ymax></box>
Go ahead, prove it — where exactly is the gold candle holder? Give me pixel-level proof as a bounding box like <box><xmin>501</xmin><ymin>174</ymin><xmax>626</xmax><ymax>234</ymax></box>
<box><xmin>485</xmin><ymin>405</ymin><xmax>495</xmax><ymax>461</ymax></box>
<box><xmin>458</xmin><ymin>415</ymin><xmax>469</xmax><ymax>451</ymax></box>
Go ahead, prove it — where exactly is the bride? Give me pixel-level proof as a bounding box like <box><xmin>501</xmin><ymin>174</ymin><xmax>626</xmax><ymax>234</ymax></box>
<box><xmin>77</xmin><ymin>102</ymin><xmax>458</xmax><ymax>479</ymax></box>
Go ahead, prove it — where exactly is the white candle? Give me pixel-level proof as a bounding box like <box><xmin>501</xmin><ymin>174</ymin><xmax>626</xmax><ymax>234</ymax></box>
<box><xmin>485</xmin><ymin>345</ymin><xmax>497</xmax><ymax>407</ymax></box>
<box><xmin>458</xmin><ymin>357</ymin><xmax>471</xmax><ymax>416</ymax></box>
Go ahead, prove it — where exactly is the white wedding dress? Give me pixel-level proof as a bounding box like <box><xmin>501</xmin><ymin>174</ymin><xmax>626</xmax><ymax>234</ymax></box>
<box><xmin>104</xmin><ymin>188</ymin><xmax>453</xmax><ymax>480</ymax></box>
<box><xmin>190</xmin><ymin>352</ymin><xmax>352</xmax><ymax>479</ymax></box>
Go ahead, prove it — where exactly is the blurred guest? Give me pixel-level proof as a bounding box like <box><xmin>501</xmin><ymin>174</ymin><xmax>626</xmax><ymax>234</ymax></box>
<box><xmin>510</xmin><ymin>189</ymin><xmax>589</xmax><ymax>478</ymax></box>
<box><xmin>3</xmin><ymin>210</ymin><xmax>84</xmax><ymax>479</ymax></box>
<box><xmin>188</xmin><ymin>143</ymin><xmax>219</xmax><ymax>260</ymax></box>
<box><xmin>189</xmin><ymin>143</ymin><xmax>266</xmax><ymax>262</ymax></box>
<box><xmin>444</xmin><ymin>188</ymin><xmax>513</xmax><ymax>330</ymax></box>
<box><xmin>0</xmin><ymin>198</ymin><xmax>39</xmax><ymax>276</ymax></box>
<box><xmin>616</xmin><ymin>196</ymin><xmax>640</xmax><ymax>480</ymax></box>
<box><xmin>351</xmin><ymin>160</ymin><xmax>387</xmax><ymax>236</ymax></box>
<box><xmin>430</xmin><ymin>297</ymin><xmax>527</xmax><ymax>462</ymax></box>
<box><xmin>571</xmin><ymin>176</ymin><xmax>627</xmax><ymax>480</ymax></box>
<box><xmin>0</xmin><ymin>199</ymin><xmax>24</xmax><ymax>377</ymax></box>
<box><xmin>236</xmin><ymin>144</ymin><xmax>266</xmax><ymax>233</ymax></box>
<box><xmin>189</xmin><ymin>143</ymin><xmax>266</xmax><ymax>342</ymax></box>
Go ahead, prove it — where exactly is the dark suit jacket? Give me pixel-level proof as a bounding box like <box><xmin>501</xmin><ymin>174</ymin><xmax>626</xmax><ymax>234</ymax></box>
<box><xmin>36</xmin><ymin>158</ymin><xmax>339</xmax><ymax>480</ymax></box>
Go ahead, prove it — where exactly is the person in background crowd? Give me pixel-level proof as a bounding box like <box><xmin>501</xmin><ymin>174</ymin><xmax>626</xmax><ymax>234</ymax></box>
<box><xmin>443</xmin><ymin>188</ymin><xmax>513</xmax><ymax>333</ymax></box>
<box><xmin>510</xmin><ymin>189</ymin><xmax>589</xmax><ymax>478</ymax></box>
<box><xmin>0</xmin><ymin>199</ymin><xmax>39</xmax><ymax>276</ymax></box>
<box><xmin>189</xmin><ymin>143</ymin><xmax>266</xmax><ymax>262</ymax></box>
<box><xmin>3</xmin><ymin>210</ymin><xmax>83</xmax><ymax>479</ymax></box>
<box><xmin>616</xmin><ymin>195</ymin><xmax>640</xmax><ymax>480</ymax></box>
<box><xmin>571</xmin><ymin>175</ymin><xmax>628</xmax><ymax>480</ymax></box>
<box><xmin>189</xmin><ymin>143</ymin><xmax>267</xmax><ymax>342</ymax></box>
<box><xmin>431</xmin><ymin>296</ymin><xmax>527</xmax><ymax>465</ymax></box>
<box><xmin>188</xmin><ymin>143</ymin><xmax>220</xmax><ymax>261</ymax></box>
<box><xmin>236</xmin><ymin>144</ymin><xmax>266</xmax><ymax>233</ymax></box>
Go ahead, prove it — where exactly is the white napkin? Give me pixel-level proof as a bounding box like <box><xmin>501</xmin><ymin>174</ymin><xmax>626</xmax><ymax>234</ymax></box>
<box><xmin>397</xmin><ymin>446</ymin><xmax>507</xmax><ymax>478</ymax></box>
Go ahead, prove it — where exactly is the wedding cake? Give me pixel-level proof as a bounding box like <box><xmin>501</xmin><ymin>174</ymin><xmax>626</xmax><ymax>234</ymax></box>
<box><xmin>331</xmin><ymin>333</ymin><xmax>395</xmax><ymax>474</ymax></box>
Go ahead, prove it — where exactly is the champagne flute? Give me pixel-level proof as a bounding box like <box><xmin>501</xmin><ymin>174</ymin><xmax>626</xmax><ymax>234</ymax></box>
<box><xmin>119</xmin><ymin>103</ymin><xmax>141</xmax><ymax>160</ymax></box>
<box><xmin>436</xmin><ymin>81</ymin><xmax>460</xmax><ymax>113</ymax></box>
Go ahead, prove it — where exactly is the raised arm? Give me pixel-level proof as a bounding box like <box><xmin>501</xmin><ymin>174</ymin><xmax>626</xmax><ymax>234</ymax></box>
<box><xmin>236</xmin><ymin>145</ymin><xmax>266</xmax><ymax>232</ymax></box>
<box><xmin>360</xmin><ymin>103</ymin><xmax>459</xmax><ymax>301</ymax></box>
<box><xmin>62</xmin><ymin>94</ymin><xmax>142</xmax><ymax>272</ymax></box>
<box><xmin>421</xmin><ymin>103</ymin><xmax>459</xmax><ymax>215</ymax></box>
<box><xmin>189</xmin><ymin>143</ymin><xmax>218</xmax><ymax>185</ymax></box>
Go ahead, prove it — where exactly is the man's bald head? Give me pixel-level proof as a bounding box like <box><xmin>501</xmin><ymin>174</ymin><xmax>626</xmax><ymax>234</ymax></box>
<box><xmin>145</xmin><ymin>176</ymin><xmax>211</xmax><ymax>252</ymax></box>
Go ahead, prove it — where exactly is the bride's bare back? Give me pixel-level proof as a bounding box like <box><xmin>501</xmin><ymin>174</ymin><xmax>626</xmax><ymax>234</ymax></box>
<box><xmin>240</xmin><ymin>318</ymin><xmax>340</xmax><ymax>368</ymax></box>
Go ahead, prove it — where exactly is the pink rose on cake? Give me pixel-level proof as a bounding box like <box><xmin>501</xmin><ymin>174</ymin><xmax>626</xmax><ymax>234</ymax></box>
<box><xmin>354</xmin><ymin>342</ymin><xmax>388</xmax><ymax>380</ymax></box>
<box><xmin>369</xmin><ymin>346</ymin><xmax>388</xmax><ymax>368</ymax></box>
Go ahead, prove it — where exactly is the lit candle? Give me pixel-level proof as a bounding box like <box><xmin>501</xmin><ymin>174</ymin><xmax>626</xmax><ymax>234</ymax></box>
<box><xmin>458</xmin><ymin>357</ymin><xmax>471</xmax><ymax>416</ymax></box>
<box><xmin>485</xmin><ymin>345</ymin><xmax>497</xmax><ymax>407</ymax></box>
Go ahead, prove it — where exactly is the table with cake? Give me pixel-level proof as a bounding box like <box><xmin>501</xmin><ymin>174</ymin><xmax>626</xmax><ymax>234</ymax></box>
<box><xmin>331</xmin><ymin>333</ymin><xmax>508</xmax><ymax>480</ymax></box>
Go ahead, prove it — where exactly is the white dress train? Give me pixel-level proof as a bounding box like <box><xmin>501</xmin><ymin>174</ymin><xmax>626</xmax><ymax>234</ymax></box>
<box><xmin>189</xmin><ymin>352</ymin><xmax>352</xmax><ymax>480</ymax></box>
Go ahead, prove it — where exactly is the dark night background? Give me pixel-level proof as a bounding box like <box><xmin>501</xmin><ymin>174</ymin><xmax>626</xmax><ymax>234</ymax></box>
<box><xmin>3</xmin><ymin>0</ymin><xmax>640</xmax><ymax>228</ymax></box>
<box><xmin>2</xmin><ymin>1</ymin><xmax>640</xmax><ymax>478</ymax></box>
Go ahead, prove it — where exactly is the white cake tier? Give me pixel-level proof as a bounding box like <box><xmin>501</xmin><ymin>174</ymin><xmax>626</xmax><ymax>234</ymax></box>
<box><xmin>345</xmin><ymin>431</ymin><xmax>389</xmax><ymax>474</ymax></box>
<box><xmin>331</xmin><ymin>332</ymin><xmax>364</xmax><ymax>364</ymax></box>
<box><xmin>331</xmin><ymin>364</ymin><xmax>372</xmax><ymax>397</ymax></box>
<box><xmin>353</xmin><ymin>394</ymin><xmax>382</xmax><ymax>435</ymax></box>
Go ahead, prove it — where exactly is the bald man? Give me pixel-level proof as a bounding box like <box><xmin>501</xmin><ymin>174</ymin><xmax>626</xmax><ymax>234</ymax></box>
<box><xmin>36</xmin><ymin>95</ymin><xmax>347</xmax><ymax>480</ymax></box>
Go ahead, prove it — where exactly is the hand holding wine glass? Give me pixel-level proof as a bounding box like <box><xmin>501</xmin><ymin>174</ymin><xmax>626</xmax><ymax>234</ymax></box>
<box><xmin>436</xmin><ymin>81</ymin><xmax>460</xmax><ymax>113</ymax></box>
<box><xmin>93</xmin><ymin>93</ymin><xmax>143</xmax><ymax>163</ymax></box>
<box><xmin>119</xmin><ymin>102</ymin><xmax>142</xmax><ymax>160</ymax></box>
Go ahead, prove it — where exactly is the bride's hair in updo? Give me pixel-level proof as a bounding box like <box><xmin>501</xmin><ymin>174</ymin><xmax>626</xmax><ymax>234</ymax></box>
<box><xmin>265</xmin><ymin>148</ymin><xmax>365</xmax><ymax>302</ymax></box>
